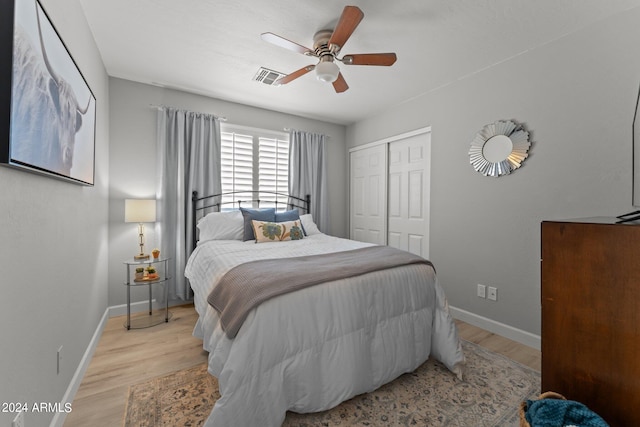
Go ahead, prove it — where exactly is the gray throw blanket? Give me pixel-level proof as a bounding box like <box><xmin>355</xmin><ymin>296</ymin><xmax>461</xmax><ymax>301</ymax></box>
<box><xmin>207</xmin><ymin>245</ymin><xmax>434</xmax><ymax>338</ymax></box>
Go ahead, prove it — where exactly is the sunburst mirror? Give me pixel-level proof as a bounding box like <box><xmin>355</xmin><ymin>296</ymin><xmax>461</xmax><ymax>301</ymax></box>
<box><xmin>468</xmin><ymin>120</ymin><xmax>531</xmax><ymax>177</ymax></box>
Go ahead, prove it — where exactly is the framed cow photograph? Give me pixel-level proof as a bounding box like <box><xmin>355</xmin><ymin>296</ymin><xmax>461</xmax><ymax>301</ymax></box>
<box><xmin>0</xmin><ymin>0</ymin><xmax>96</xmax><ymax>186</ymax></box>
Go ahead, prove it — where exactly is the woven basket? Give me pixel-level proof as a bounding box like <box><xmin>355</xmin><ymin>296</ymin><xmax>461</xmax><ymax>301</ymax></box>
<box><xmin>519</xmin><ymin>391</ymin><xmax>567</xmax><ymax>427</ymax></box>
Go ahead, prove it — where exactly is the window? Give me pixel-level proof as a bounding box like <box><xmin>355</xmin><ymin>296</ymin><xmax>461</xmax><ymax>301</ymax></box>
<box><xmin>220</xmin><ymin>124</ymin><xmax>289</xmax><ymax>210</ymax></box>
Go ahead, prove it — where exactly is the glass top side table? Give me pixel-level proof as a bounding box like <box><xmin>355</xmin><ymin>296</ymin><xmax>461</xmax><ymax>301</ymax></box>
<box><xmin>123</xmin><ymin>257</ymin><xmax>173</xmax><ymax>330</ymax></box>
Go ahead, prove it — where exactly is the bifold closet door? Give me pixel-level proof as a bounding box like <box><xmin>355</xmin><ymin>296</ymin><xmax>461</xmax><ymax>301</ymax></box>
<box><xmin>387</xmin><ymin>132</ymin><xmax>430</xmax><ymax>258</ymax></box>
<box><xmin>350</xmin><ymin>144</ymin><xmax>387</xmax><ymax>245</ymax></box>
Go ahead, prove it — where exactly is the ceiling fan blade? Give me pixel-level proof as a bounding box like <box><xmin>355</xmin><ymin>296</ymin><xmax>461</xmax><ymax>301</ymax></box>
<box><xmin>328</xmin><ymin>6</ymin><xmax>364</xmax><ymax>50</ymax></box>
<box><xmin>332</xmin><ymin>73</ymin><xmax>349</xmax><ymax>93</ymax></box>
<box><xmin>261</xmin><ymin>32</ymin><xmax>314</xmax><ymax>56</ymax></box>
<box><xmin>275</xmin><ymin>65</ymin><xmax>316</xmax><ymax>85</ymax></box>
<box><xmin>342</xmin><ymin>53</ymin><xmax>397</xmax><ymax>66</ymax></box>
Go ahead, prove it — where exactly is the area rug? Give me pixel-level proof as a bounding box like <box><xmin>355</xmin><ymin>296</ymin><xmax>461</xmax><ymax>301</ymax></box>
<box><xmin>123</xmin><ymin>340</ymin><xmax>539</xmax><ymax>426</ymax></box>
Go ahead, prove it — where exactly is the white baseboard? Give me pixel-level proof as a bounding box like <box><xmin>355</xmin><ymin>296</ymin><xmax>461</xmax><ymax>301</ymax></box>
<box><xmin>450</xmin><ymin>306</ymin><xmax>541</xmax><ymax>351</ymax></box>
<box><xmin>50</xmin><ymin>308</ymin><xmax>109</xmax><ymax>427</ymax></box>
<box><xmin>49</xmin><ymin>300</ymin><xmax>165</xmax><ymax>427</ymax></box>
<box><xmin>108</xmin><ymin>299</ymin><xmax>158</xmax><ymax>317</ymax></box>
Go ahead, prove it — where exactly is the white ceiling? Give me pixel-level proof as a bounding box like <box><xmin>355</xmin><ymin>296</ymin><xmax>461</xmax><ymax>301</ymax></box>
<box><xmin>79</xmin><ymin>0</ymin><xmax>640</xmax><ymax>125</ymax></box>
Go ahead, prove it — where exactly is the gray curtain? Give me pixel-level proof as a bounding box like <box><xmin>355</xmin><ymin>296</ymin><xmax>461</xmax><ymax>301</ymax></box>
<box><xmin>288</xmin><ymin>129</ymin><xmax>329</xmax><ymax>232</ymax></box>
<box><xmin>156</xmin><ymin>107</ymin><xmax>221</xmax><ymax>300</ymax></box>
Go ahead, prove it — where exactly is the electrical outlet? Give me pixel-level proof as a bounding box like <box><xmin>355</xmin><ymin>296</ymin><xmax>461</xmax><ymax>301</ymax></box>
<box><xmin>57</xmin><ymin>345</ymin><xmax>63</xmax><ymax>375</ymax></box>
<box><xmin>13</xmin><ymin>411</ymin><xmax>25</xmax><ymax>427</ymax></box>
<box><xmin>477</xmin><ymin>284</ymin><xmax>486</xmax><ymax>298</ymax></box>
<box><xmin>488</xmin><ymin>286</ymin><xmax>498</xmax><ymax>301</ymax></box>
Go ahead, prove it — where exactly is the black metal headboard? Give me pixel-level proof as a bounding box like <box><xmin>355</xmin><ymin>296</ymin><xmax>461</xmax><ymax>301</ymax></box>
<box><xmin>191</xmin><ymin>190</ymin><xmax>310</xmax><ymax>248</ymax></box>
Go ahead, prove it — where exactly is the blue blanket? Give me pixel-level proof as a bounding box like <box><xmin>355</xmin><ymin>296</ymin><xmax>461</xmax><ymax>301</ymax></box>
<box><xmin>525</xmin><ymin>398</ymin><xmax>609</xmax><ymax>427</ymax></box>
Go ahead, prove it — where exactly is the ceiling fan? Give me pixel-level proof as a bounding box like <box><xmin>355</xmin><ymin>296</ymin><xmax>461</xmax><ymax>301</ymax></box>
<box><xmin>261</xmin><ymin>5</ymin><xmax>397</xmax><ymax>93</ymax></box>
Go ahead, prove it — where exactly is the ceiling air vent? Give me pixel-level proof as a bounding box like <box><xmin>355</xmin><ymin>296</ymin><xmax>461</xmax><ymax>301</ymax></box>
<box><xmin>253</xmin><ymin>67</ymin><xmax>285</xmax><ymax>86</ymax></box>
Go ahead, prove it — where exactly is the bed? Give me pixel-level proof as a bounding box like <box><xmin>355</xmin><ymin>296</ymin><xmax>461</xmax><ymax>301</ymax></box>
<box><xmin>184</xmin><ymin>191</ymin><xmax>465</xmax><ymax>427</ymax></box>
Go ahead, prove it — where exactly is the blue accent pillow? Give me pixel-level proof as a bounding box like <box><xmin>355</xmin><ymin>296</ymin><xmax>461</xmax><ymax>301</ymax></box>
<box><xmin>275</xmin><ymin>209</ymin><xmax>307</xmax><ymax>236</ymax></box>
<box><xmin>240</xmin><ymin>208</ymin><xmax>276</xmax><ymax>241</ymax></box>
<box><xmin>275</xmin><ymin>209</ymin><xmax>300</xmax><ymax>222</ymax></box>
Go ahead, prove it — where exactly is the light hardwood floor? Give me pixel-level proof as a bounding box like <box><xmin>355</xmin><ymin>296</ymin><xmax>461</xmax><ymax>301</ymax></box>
<box><xmin>63</xmin><ymin>304</ymin><xmax>540</xmax><ymax>426</ymax></box>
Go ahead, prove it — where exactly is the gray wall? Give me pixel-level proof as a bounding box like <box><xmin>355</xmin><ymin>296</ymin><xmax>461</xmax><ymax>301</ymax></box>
<box><xmin>108</xmin><ymin>77</ymin><xmax>347</xmax><ymax>307</ymax></box>
<box><xmin>0</xmin><ymin>0</ymin><xmax>109</xmax><ymax>426</ymax></box>
<box><xmin>347</xmin><ymin>8</ymin><xmax>640</xmax><ymax>336</ymax></box>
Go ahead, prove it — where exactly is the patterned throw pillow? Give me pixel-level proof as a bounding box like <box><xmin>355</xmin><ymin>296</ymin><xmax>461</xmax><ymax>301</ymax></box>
<box><xmin>251</xmin><ymin>220</ymin><xmax>305</xmax><ymax>243</ymax></box>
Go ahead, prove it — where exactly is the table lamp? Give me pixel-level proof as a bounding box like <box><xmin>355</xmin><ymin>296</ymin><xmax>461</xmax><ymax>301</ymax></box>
<box><xmin>125</xmin><ymin>199</ymin><xmax>156</xmax><ymax>260</ymax></box>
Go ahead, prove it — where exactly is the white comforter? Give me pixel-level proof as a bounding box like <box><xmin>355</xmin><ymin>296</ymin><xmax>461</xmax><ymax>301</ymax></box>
<box><xmin>185</xmin><ymin>234</ymin><xmax>465</xmax><ymax>427</ymax></box>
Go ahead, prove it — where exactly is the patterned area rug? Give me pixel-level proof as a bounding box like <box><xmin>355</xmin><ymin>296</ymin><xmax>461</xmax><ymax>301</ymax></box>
<box><xmin>123</xmin><ymin>340</ymin><xmax>539</xmax><ymax>426</ymax></box>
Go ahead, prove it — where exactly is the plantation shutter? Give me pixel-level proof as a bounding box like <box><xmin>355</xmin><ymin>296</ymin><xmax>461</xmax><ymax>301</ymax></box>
<box><xmin>259</xmin><ymin>137</ymin><xmax>289</xmax><ymax>208</ymax></box>
<box><xmin>220</xmin><ymin>125</ymin><xmax>289</xmax><ymax>210</ymax></box>
<box><xmin>221</xmin><ymin>131</ymin><xmax>253</xmax><ymax>208</ymax></box>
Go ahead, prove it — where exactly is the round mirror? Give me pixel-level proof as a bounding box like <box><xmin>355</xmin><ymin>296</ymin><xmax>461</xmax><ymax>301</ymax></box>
<box><xmin>482</xmin><ymin>135</ymin><xmax>513</xmax><ymax>163</ymax></box>
<box><xmin>469</xmin><ymin>120</ymin><xmax>531</xmax><ymax>177</ymax></box>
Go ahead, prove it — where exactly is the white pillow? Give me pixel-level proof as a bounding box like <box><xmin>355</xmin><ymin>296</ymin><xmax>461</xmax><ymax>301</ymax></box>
<box><xmin>197</xmin><ymin>210</ymin><xmax>244</xmax><ymax>241</ymax></box>
<box><xmin>300</xmin><ymin>214</ymin><xmax>321</xmax><ymax>236</ymax></box>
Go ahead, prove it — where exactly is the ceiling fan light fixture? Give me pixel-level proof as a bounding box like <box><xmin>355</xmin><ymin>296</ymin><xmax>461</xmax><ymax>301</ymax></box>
<box><xmin>261</xmin><ymin>6</ymin><xmax>395</xmax><ymax>93</ymax></box>
<box><xmin>315</xmin><ymin>60</ymin><xmax>339</xmax><ymax>83</ymax></box>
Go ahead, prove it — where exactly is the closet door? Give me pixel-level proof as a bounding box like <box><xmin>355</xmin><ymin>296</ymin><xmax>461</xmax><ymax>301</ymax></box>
<box><xmin>387</xmin><ymin>132</ymin><xmax>430</xmax><ymax>258</ymax></box>
<box><xmin>349</xmin><ymin>144</ymin><xmax>387</xmax><ymax>244</ymax></box>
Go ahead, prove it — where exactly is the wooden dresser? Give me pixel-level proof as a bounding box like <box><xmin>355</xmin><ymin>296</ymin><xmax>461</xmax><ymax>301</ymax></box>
<box><xmin>541</xmin><ymin>218</ymin><xmax>640</xmax><ymax>427</ymax></box>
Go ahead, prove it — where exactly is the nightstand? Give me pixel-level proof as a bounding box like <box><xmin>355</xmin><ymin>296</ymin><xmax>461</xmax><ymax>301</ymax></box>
<box><xmin>123</xmin><ymin>257</ymin><xmax>173</xmax><ymax>330</ymax></box>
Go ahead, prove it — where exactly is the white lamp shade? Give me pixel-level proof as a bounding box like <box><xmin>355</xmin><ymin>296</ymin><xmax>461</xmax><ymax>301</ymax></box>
<box><xmin>315</xmin><ymin>61</ymin><xmax>339</xmax><ymax>83</ymax></box>
<box><xmin>125</xmin><ymin>199</ymin><xmax>156</xmax><ymax>223</ymax></box>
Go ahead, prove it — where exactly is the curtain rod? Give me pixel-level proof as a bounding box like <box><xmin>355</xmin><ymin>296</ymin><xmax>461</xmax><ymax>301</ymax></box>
<box><xmin>284</xmin><ymin>128</ymin><xmax>331</xmax><ymax>139</ymax></box>
<box><xmin>149</xmin><ymin>104</ymin><xmax>227</xmax><ymax>121</ymax></box>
